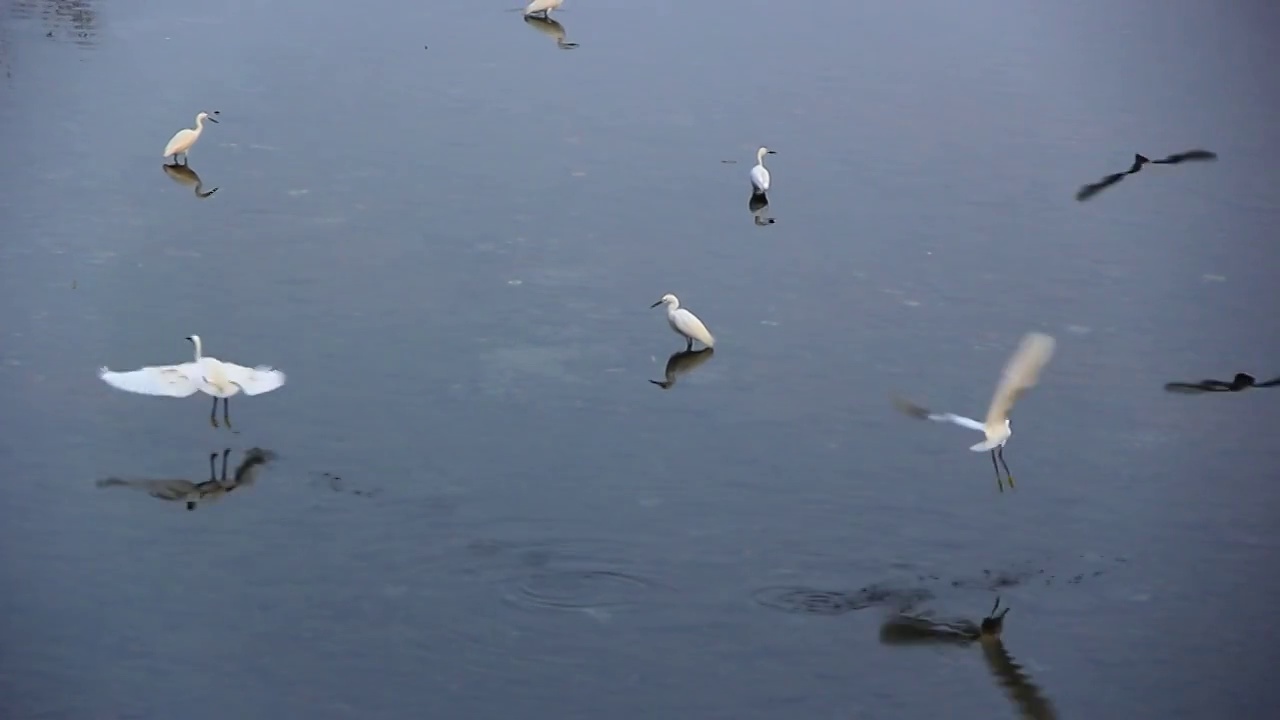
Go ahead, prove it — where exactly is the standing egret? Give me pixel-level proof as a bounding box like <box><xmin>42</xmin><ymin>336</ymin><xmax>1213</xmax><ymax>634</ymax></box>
<box><xmin>163</xmin><ymin>111</ymin><xmax>218</xmax><ymax>164</ymax></box>
<box><xmin>892</xmin><ymin>332</ymin><xmax>1056</xmax><ymax>491</ymax></box>
<box><xmin>523</xmin><ymin>0</ymin><xmax>563</xmax><ymax>18</ymax></box>
<box><xmin>650</xmin><ymin>294</ymin><xmax>715</xmax><ymax>351</ymax></box>
<box><xmin>99</xmin><ymin>334</ymin><xmax>286</xmax><ymax>428</ymax></box>
<box><xmin>750</xmin><ymin>146</ymin><xmax>777</xmax><ymax>198</ymax></box>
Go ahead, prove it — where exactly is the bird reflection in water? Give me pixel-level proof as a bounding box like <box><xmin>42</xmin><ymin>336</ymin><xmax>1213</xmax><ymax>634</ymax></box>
<box><xmin>650</xmin><ymin>347</ymin><xmax>715</xmax><ymax>390</ymax></box>
<box><xmin>96</xmin><ymin>447</ymin><xmax>275</xmax><ymax>511</ymax></box>
<box><xmin>1164</xmin><ymin>372</ymin><xmax>1280</xmax><ymax>394</ymax></box>
<box><xmin>879</xmin><ymin>597</ymin><xmax>1058</xmax><ymax>719</ymax></box>
<box><xmin>523</xmin><ymin>15</ymin><xmax>579</xmax><ymax>49</ymax></box>
<box><xmin>748</xmin><ymin>193</ymin><xmax>775</xmax><ymax>225</ymax></box>
<box><xmin>162</xmin><ymin>162</ymin><xmax>219</xmax><ymax>198</ymax></box>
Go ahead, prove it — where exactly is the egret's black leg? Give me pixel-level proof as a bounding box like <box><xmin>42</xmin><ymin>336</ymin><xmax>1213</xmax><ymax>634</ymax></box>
<box><xmin>220</xmin><ymin>448</ymin><xmax>231</xmax><ymax>482</ymax></box>
<box><xmin>210</xmin><ymin>396</ymin><xmax>219</xmax><ymax>427</ymax></box>
<box><xmin>991</xmin><ymin>450</ymin><xmax>1003</xmax><ymax>492</ymax></box>
<box><xmin>998</xmin><ymin>446</ymin><xmax>1014</xmax><ymax>489</ymax></box>
<box><xmin>686</xmin><ymin>338</ymin><xmax>693</xmax><ymax>351</ymax></box>
<box><xmin>222</xmin><ymin>398</ymin><xmax>232</xmax><ymax>429</ymax></box>
<box><xmin>209</xmin><ymin>452</ymin><xmax>219</xmax><ymax>480</ymax></box>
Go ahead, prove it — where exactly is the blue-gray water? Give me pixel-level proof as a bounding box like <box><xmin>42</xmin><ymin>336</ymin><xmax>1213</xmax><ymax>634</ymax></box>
<box><xmin>2</xmin><ymin>1</ymin><xmax>1279</xmax><ymax>718</ymax></box>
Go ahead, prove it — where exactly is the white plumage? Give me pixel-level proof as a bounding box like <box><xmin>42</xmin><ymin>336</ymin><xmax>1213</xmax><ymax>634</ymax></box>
<box><xmin>163</xmin><ymin>111</ymin><xmax>218</xmax><ymax>162</ymax></box>
<box><xmin>893</xmin><ymin>332</ymin><xmax>1055</xmax><ymax>490</ymax></box>
<box><xmin>99</xmin><ymin>334</ymin><xmax>285</xmax><ymax>428</ymax></box>
<box><xmin>650</xmin><ymin>293</ymin><xmax>715</xmax><ymax>351</ymax></box>
<box><xmin>523</xmin><ymin>0</ymin><xmax>563</xmax><ymax>18</ymax></box>
<box><xmin>750</xmin><ymin>146</ymin><xmax>776</xmax><ymax>195</ymax></box>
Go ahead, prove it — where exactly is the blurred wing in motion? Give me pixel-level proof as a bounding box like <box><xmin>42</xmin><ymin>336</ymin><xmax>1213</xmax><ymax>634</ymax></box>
<box><xmin>984</xmin><ymin>332</ymin><xmax>1056</xmax><ymax>427</ymax></box>
<box><xmin>220</xmin><ymin>364</ymin><xmax>287</xmax><ymax>395</ymax></box>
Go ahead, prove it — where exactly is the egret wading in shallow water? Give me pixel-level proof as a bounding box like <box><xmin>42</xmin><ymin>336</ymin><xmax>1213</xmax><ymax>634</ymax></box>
<box><xmin>650</xmin><ymin>294</ymin><xmax>715</xmax><ymax>351</ymax></box>
<box><xmin>99</xmin><ymin>335</ymin><xmax>286</xmax><ymax>429</ymax></box>
<box><xmin>523</xmin><ymin>0</ymin><xmax>563</xmax><ymax>18</ymax></box>
<box><xmin>163</xmin><ymin>111</ymin><xmax>218</xmax><ymax>164</ymax></box>
<box><xmin>750</xmin><ymin>146</ymin><xmax>776</xmax><ymax>198</ymax></box>
<box><xmin>892</xmin><ymin>332</ymin><xmax>1056</xmax><ymax>491</ymax></box>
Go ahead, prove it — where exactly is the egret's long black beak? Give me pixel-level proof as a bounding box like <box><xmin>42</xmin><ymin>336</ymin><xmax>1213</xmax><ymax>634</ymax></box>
<box><xmin>766</xmin><ymin>150</ymin><xmax>777</xmax><ymax>154</ymax></box>
<box><xmin>649</xmin><ymin>300</ymin><xmax>662</xmax><ymax>308</ymax></box>
<box><xmin>207</xmin><ymin>116</ymin><xmax>220</xmax><ymax>123</ymax></box>
<box><xmin>184</xmin><ymin>336</ymin><xmax>193</xmax><ymax>343</ymax></box>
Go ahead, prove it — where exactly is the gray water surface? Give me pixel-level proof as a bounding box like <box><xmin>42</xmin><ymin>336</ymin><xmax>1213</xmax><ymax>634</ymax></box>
<box><xmin>3</xmin><ymin>1</ymin><xmax>1280</xmax><ymax>718</ymax></box>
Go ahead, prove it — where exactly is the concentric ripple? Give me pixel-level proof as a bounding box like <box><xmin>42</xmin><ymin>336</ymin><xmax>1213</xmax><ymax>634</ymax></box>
<box><xmin>752</xmin><ymin>584</ymin><xmax>934</xmax><ymax>616</ymax></box>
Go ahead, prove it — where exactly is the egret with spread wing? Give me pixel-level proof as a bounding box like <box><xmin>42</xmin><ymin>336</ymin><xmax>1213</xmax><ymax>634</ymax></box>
<box><xmin>99</xmin><ymin>335</ymin><xmax>286</xmax><ymax>428</ymax></box>
<box><xmin>893</xmin><ymin>332</ymin><xmax>1056</xmax><ymax>491</ymax></box>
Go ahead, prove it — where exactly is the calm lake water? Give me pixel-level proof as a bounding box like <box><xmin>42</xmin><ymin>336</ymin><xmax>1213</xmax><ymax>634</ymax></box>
<box><xmin>2</xmin><ymin>1</ymin><xmax>1279</xmax><ymax>718</ymax></box>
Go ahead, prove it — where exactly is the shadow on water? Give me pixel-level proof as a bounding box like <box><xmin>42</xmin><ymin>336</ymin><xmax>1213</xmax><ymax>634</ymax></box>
<box><xmin>162</xmin><ymin>162</ymin><xmax>219</xmax><ymax>199</ymax></box>
<box><xmin>1163</xmin><ymin>372</ymin><xmax>1280</xmax><ymax>394</ymax></box>
<box><xmin>11</xmin><ymin>0</ymin><xmax>97</xmax><ymax>47</ymax></box>
<box><xmin>748</xmin><ymin>193</ymin><xmax>775</xmax><ymax>226</ymax></box>
<box><xmin>879</xmin><ymin>598</ymin><xmax>1059</xmax><ymax>720</ymax></box>
<box><xmin>96</xmin><ymin>447</ymin><xmax>275</xmax><ymax>511</ymax></box>
<box><xmin>523</xmin><ymin>15</ymin><xmax>578</xmax><ymax>49</ymax></box>
<box><xmin>650</xmin><ymin>347</ymin><xmax>715</xmax><ymax>390</ymax></box>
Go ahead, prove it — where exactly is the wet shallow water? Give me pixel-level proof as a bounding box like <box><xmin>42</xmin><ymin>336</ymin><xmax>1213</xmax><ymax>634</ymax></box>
<box><xmin>2</xmin><ymin>0</ymin><xmax>1280</xmax><ymax>718</ymax></box>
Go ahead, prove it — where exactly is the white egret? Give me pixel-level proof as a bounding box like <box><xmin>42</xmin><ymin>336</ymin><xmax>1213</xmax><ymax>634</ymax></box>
<box><xmin>523</xmin><ymin>0</ymin><xmax>563</xmax><ymax>18</ymax></box>
<box><xmin>892</xmin><ymin>332</ymin><xmax>1056</xmax><ymax>491</ymax></box>
<box><xmin>99</xmin><ymin>334</ymin><xmax>286</xmax><ymax>428</ymax></box>
<box><xmin>750</xmin><ymin>146</ymin><xmax>776</xmax><ymax>197</ymax></box>
<box><xmin>163</xmin><ymin>111</ymin><xmax>218</xmax><ymax>164</ymax></box>
<box><xmin>650</xmin><ymin>294</ymin><xmax>715</xmax><ymax>351</ymax></box>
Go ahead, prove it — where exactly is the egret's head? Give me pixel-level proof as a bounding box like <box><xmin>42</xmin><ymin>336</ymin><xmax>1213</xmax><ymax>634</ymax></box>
<box><xmin>757</xmin><ymin>147</ymin><xmax>776</xmax><ymax>161</ymax></box>
<box><xmin>185</xmin><ymin>335</ymin><xmax>200</xmax><ymax>346</ymax></box>
<box><xmin>197</xmin><ymin>111</ymin><xmax>219</xmax><ymax>124</ymax></box>
<box><xmin>650</xmin><ymin>293</ymin><xmax>678</xmax><ymax>309</ymax></box>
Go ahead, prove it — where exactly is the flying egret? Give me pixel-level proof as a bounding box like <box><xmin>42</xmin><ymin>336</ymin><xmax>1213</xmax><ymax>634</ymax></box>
<box><xmin>650</xmin><ymin>347</ymin><xmax>715</xmax><ymax>390</ymax></box>
<box><xmin>650</xmin><ymin>294</ymin><xmax>715</xmax><ymax>351</ymax></box>
<box><xmin>1075</xmin><ymin>149</ymin><xmax>1216</xmax><ymax>202</ymax></box>
<box><xmin>163</xmin><ymin>111</ymin><xmax>219</xmax><ymax>164</ymax></box>
<box><xmin>750</xmin><ymin>146</ymin><xmax>777</xmax><ymax>198</ymax></box>
<box><xmin>892</xmin><ymin>332</ymin><xmax>1056</xmax><ymax>491</ymax></box>
<box><xmin>99</xmin><ymin>334</ymin><xmax>286</xmax><ymax>428</ymax></box>
<box><xmin>1164</xmin><ymin>372</ymin><xmax>1280</xmax><ymax>394</ymax></box>
<box><xmin>523</xmin><ymin>0</ymin><xmax>563</xmax><ymax>18</ymax></box>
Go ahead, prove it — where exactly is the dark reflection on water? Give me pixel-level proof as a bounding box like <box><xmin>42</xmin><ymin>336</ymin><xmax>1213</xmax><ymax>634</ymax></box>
<box><xmin>11</xmin><ymin>0</ymin><xmax>97</xmax><ymax>47</ymax></box>
<box><xmin>522</xmin><ymin>15</ymin><xmax>578</xmax><ymax>50</ymax></box>
<box><xmin>880</xmin><ymin>598</ymin><xmax>1059</xmax><ymax>720</ymax></box>
<box><xmin>649</xmin><ymin>347</ymin><xmax>714</xmax><ymax>390</ymax></box>
<box><xmin>162</xmin><ymin>162</ymin><xmax>219</xmax><ymax>198</ymax></box>
<box><xmin>96</xmin><ymin>447</ymin><xmax>275</xmax><ymax>511</ymax></box>
<box><xmin>747</xmin><ymin>193</ymin><xmax>775</xmax><ymax>226</ymax></box>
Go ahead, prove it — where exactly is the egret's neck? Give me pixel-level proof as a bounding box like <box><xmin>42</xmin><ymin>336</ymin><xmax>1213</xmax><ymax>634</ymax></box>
<box><xmin>666</xmin><ymin>300</ymin><xmax>680</xmax><ymax>313</ymax></box>
<box><xmin>194</xmin><ymin>115</ymin><xmax>206</xmax><ymax>132</ymax></box>
<box><xmin>756</xmin><ymin>150</ymin><xmax>768</xmax><ymax>166</ymax></box>
<box><xmin>191</xmin><ymin>337</ymin><xmax>203</xmax><ymax>360</ymax></box>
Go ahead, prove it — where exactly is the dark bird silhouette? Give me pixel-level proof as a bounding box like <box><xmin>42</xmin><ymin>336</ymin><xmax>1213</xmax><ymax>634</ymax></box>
<box><xmin>96</xmin><ymin>447</ymin><xmax>275</xmax><ymax>511</ymax></box>
<box><xmin>1075</xmin><ymin>149</ymin><xmax>1217</xmax><ymax>202</ymax></box>
<box><xmin>650</xmin><ymin>347</ymin><xmax>715</xmax><ymax>390</ymax></box>
<box><xmin>1164</xmin><ymin>372</ymin><xmax>1280</xmax><ymax>394</ymax></box>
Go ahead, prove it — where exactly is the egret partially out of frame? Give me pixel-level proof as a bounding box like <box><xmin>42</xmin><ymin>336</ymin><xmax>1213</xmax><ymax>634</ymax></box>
<box><xmin>523</xmin><ymin>0</ymin><xmax>563</xmax><ymax>18</ymax></box>
<box><xmin>750</xmin><ymin>146</ymin><xmax>777</xmax><ymax>198</ymax></box>
<box><xmin>99</xmin><ymin>334</ymin><xmax>286</xmax><ymax>428</ymax></box>
<box><xmin>163</xmin><ymin>111</ymin><xmax>218</xmax><ymax>164</ymax></box>
<box><xmin>650</xmin><ymin>294</ymin><xmax>715</xmax><ymax>351</ymax></box>
<box><xmin>892</xmin><ymin>332</ymin><xmax>1056</xmax><ymax>491</ymax></box>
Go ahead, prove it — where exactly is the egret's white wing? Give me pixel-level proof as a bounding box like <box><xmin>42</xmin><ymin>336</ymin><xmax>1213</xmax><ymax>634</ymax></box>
<box><xmin>892</xmin><ymin>396</ymin><xmax>985</xmax><ymax>431</ymax></box>
<box><xmin>96</xmin><ymin>477</ymin><xmax>200</xmax><ymax>501</ymax></box>
<box><xmin>220</xmin><ymin>363</ymin><xmax>287</xmax><ymax>396</ymax></box>
<box><xmin>99</xmin><ymin>364</ymin><xmax>201</xmax><ymax>397</ymax></box>
<box><xmin>673</xmin><ymin>308</ymin><xmax>715</xmax><ymax>347</ymax></box>
<box><xmin>164</xmin><ymin>128</ymin><xmax>194</xmax><ymax>157</ymax></box>
<box><xmin>984</xmin><ymin>332</ymin><xmax>1055</xmax><ymax>427</ymax></box>
<box><xmin>750</xmin><ymin>165</ymin><xmax>770</xmax><ymax>192</ymax></box>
